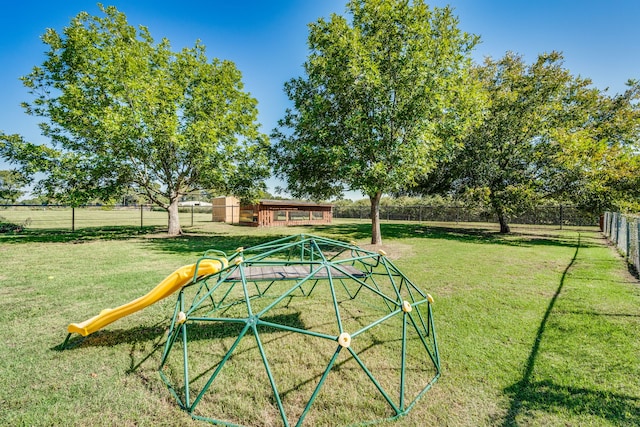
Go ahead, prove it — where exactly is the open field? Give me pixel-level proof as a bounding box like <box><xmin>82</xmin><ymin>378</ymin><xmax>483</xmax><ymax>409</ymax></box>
<box><xmin>0</xmin><ymin>205</ymin><xmax>211</xmax><ymax>230</ymax></box>
<box><xmin>0</xmin><ymin>219</ymin><xmax>638</xmax><ymax>426</ymax></box>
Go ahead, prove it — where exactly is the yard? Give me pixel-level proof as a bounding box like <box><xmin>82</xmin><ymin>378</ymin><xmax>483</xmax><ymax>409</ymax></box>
<box><xmin>0</xmin><ymin>219</ymin><xmax>638</xmax><ymax>426</ymax></box>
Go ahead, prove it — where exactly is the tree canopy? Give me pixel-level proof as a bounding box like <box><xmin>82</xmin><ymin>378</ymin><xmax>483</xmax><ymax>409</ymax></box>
<box><xmin>549</xmin><ymin>80</ymin><xmax>640</xmax><ymax>214</ymax></box>
<box><xmin>0</xmin><ymin>5</ymin><xmax>268</xmax><ymax>234</ymax></box>
<box><xmin>0</xmin><ymin>170</ymin><xmax>27</xmax><ymax>204</ymax></box>
<box><xmin>271</xmin><ymin>0</ymin><xmax>481</xmax><ymax>244</ymax></box>
<box><xmin>411</xmin><ymin>53</ymin><xmax>640</xmax><ymax>232</ymax></box>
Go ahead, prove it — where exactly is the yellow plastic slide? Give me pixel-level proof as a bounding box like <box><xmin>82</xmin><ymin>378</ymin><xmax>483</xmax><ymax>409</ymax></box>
<box><xmin>67</xmin><ymin>258</ymin><xmax>227</xmax><ymax>337</ymax></box>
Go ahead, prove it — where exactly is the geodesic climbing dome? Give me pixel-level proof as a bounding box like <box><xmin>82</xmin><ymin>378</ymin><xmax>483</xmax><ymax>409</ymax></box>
<box><xmin>159</xmin><ymin>234</ymin><xmax>440</xmax><ymax>426</ymax></box>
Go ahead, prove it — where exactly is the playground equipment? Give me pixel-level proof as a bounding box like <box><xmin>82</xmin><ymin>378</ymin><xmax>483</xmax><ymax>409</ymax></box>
<box><xmin>64</xmin><ymin>257</ymin><xmax>228</xmax><ymax>339</ymax></box>
<box><xmin>65</xmin><ymin>234</ymin><xmax>440</xmax><ymax>426</ymax></box>
<box><xmin>158</xmin><ymin>234</ymin><xmax>440</xmax><ymax>426</ymax></box>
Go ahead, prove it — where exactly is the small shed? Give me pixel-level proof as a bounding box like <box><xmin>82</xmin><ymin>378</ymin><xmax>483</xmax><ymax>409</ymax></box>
<box><xmin>240</xmin><ymin>200</ymin><xmax>333</xmax><ymax>227</ymax></box>
<box><xmin>211</xmin><ymin>196</ymin><xmax>240</xmax><ymax>223</ymax></box>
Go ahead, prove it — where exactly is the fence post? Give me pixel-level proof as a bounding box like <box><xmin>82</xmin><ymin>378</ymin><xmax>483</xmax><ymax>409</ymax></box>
<box><xmin>609</xmin><ymin>212</ymin><xmax>614</xmax><ymax>238</ymax></box>
<box><xmin>637</xmin><ymin>220</ymin><xmax>640</xmax><ymax>274</ymax></box>
<box><xmin>559</xmin><ymin>205</ymin><xmax>564</xmax><ymax>230</ymax></box>
<box><xmin>140</xmin><ymin>204</ymin><xmax>143</xmax><ymax>228</ymax></box>
<box><xmin>626</xmin><ymin>216</ymin><xmax>631</xmax><ymax>260</ymax></box>
<box><xmin>72</xmin><ymin>207</ymin><xmax>75</xmax><ymax>232</ymax></box>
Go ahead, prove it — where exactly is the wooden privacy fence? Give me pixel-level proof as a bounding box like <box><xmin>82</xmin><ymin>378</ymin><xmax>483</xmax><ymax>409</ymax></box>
<box><xmin>602</xmin><ymin>212</ymin><xmax>640</xmax><ymax>274</ymax></box>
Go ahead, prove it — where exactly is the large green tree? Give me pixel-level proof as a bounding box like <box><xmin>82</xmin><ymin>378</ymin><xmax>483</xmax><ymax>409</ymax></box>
<box><xmin>0</xmin><ymin>5</ymin><xmax>268</xmax><ymax>235</ymax></box>
<box><xmin>0</xmin><ymin>170</ymin><xmax>28</xmax><ymax>203</ymax></box>
<box><xmin>271</xmin><ymin>0</ymin><xmax>481</xmax><ymax>244</ymax></box>
<box><xmin>427</xmin><ymin>52</ymin><xmax>595</xmax><ymax>233</ymax></box>
<box><xmin>549</xmin><ymin>80</ymin><xmax>640</xmax><ymax>213</ymax></box>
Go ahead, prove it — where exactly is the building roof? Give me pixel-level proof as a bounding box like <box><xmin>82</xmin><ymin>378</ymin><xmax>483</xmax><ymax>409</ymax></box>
<box><xmin>257</xmin><ymin>199</ymin><xmax>333</xmax><ymax>207</ymax></box>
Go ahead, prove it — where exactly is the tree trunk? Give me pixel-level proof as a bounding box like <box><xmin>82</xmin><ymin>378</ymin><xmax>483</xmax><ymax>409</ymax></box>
<box><xmin>167</xmin><ymin>198</ymin><xmax>182</xmax><ymax>236</ymax></box>
<box><xmin>497</xmin><ymin>211</ymin><xmax>510</xmax><ymax>234</ymax></box>
<box><xmin>370</xmin><ymin>192</ymin><xmax>382</xmax><ymax>245</ymax></box>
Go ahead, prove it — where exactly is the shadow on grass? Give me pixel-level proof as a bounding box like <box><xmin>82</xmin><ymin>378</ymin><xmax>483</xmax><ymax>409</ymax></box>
<box><xmin>55</xmin><ymin>312</ymin><xmax>306</xmax><ymax>351</ymax></box>
<box><xmin>142</xmin><ymin>232</ymin><xmax>290</xmax><ymax>256</ymax></box>
<box><xmin>54</xmin><ymin>324</ymin><xmax>168</xmax><ymax>351</ymax></box>
<box><xmin>0</xmin><ymin>225</ymin><xmax>164</xmax><ymax>244</ymax></box>
<box><xmin>3</xmin><ymin>222</ymin><xmax>595</xmax><ymax>253</ymax></box>
<box><xmin>500</xmin><ymin>236</ymin><xmax>640</xmax><ymax>426</ymax></box>
<box><xmin>502</xmin><ymin>380</ymin><xmax>640</xmax><ymax>425</ymax></box>
<box><xmin>305</xmin><ymin>222</ymin><xmax>592</xmax><ymax>249</ymax></box>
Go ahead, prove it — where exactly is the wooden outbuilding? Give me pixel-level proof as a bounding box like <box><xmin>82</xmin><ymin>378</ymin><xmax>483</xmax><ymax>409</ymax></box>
<box><xmin>211</xmin><ymin>196</ymin><xmax>240</xmax><ymax>223</ymax></box>
<box><xmin>239</xmin><ymin>200</ymin><xmax>333</xmax><ymax>227</ymax></box>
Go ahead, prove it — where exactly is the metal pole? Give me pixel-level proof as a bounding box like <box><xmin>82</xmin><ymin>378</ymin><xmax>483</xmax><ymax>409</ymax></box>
<box><xmin>626</xmin><ymin>217</ymin><xmax>631</xmax><ymax>260</ymax></box>
<box><xmin>72</xmin><ymin>207</ymin><xmax>75</xmax><ymax>232</ymax></box>
<box><xmin>191</xmin><ymin>205</ymin><xmax>194</xmax><ymax>227</ymax></box>
<box><xmin>140</xmin><ymin>204</ymin><xmax>143</xmax><ymax>228</ymax></box>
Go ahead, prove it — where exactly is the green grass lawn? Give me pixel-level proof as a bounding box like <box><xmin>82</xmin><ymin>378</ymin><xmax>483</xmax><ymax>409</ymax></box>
<box><xmin>0</xmin><ymin>219</ymin><xmax>638</xmax><ymax>426</ymax></box>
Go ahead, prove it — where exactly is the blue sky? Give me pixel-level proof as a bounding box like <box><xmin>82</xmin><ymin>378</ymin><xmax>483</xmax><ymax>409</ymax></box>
<box><xmin>1</xmin><ymin>1</ymin><xmax>638</xmax><ymax>197</ymax></box>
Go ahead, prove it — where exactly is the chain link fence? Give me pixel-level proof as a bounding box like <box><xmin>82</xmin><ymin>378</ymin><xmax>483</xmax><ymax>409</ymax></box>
<box><xmin>602</xmin><ymin>211</ymin><xmax>640</xmax><ymax>274</ymax></box>
<box><xmin>2</xmin><ymin>203</ymin><xmax>600</xmax><ymax>232</ymax></box>
<box><xmin>0</xmin><ymin>204</ymin><xmax>213</xmax><ymax>231</ymax></box>
<box><xmin>333</xmin><ymin>205</ymin><xmax>598</xmax><ymax>227</ymax></box>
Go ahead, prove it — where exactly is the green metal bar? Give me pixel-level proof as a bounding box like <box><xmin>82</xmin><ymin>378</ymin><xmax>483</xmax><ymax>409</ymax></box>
<box><xmin>190</xmin><ymin>414</ymin><xmax>243</xmax><ymax>427</ymax></box>
<box><xmin>326</xmin><ymin>266</ymin><xmax>344</xmax><ymax>334</ymax></box>
<box><xmin>192</xmin><ymin>255</ymin><xmax>227</xmax><ymax>283</ymax></box>
<box><xmin>351</xmin><ymin>308</ymin><xmax>401</xmax><ymax>338</ymax></box>
<box><xmin>158</xmin><ymin>370</ymin><xmax>186</xmax><ymax>409</ymax></box>
<box><xmin>295</xmin><ymin>346</ymin><xmax>343</xmax><ymax>427</ymax></box>
<box><xmin>190</xmin><ymin>263</ymin><xmax>245</xmax><ymax>310</ymax></box>
<box><xmin>255</xmin><ymin>266</ymin><xmax>325</xmax><ymax>317</ymax></box>
<box><xmin>326</xmin><ymin>246</ymin><xmax>348</xmax><ymax>261</ymax></box>
<box><xmin>241</xmin><ymin>237</ymin><xmax>311</xmax><ymax>263</ymax></box>
<box><xmin>189</xmin><ymin>266</ymin><xmax>241</xmax><ymax>311</ymax></box>
<box><xmin>254</xmin><ymin>279</ymin><xmax>278</xmax><ymax>297</ymax></box>
<box><xmin>201</xmin><ymin>292</ymin><xmax>264</xmax><ymax>314</ymax></box>
<box><xmin>160</xmin><ymin>291</ymin><xmax>185</xmax><ymax>368</ymax></box>
<box><xmin>253</xmin><ymin>324</ymin><xmax>290</xmax><ymax>427</ymax></box>
<box><xmin>402</xmin><ymin>373</ymin><xmax>441</xmax><ymax>415</ymax></box>
<box><xmin>208</xmin><ymin>281</ymin><xmax>238</xmax><ymax>311</ymax></box>
<box><xmin>190</xmin><ymin>322</ymin><xmax>252</xmax><ymax>410</ymax></box>
<box><xmin>406</xmin><ymin>309</ymin><xmax>439</xmax><ymax>371</ymax></box>
<box><xmin>429</xmin><ymin>303</ymin><xmax>441</xmax><ymax>370</ymax></box>
<box><xmin>379</xmin><ymin>258</ymin><xmax>404</xmax><ymax>303</ymax></box>
<box><xmin>347</xmin><ymin>346</ymin><xmax>401</xmax><ymax>416</ymax></box>
<box><xmin>413</xmin><ymin>298</ymin><xmax>432</xmax><ymax>338</ymax></box>
<box><xmin>180</xmin><ymin>300</ymin><xmax>191</xmax><ymax>410</ymax></box>
<box><xmin>244</xmin><ymin>234</ymin><xmax>305</xmax><ymax>252</ymax></box>
<box><xmin>238</xmin><ymin>264</ymin><xmax>255</xmax><ymax>317</ymax></box>
<box><xmin>382</xmin><ymin>259</ymin><xmax>428</xmax><ymax>299</ymax></box>
<box><xmin>188</xmin><ymin>317</ymin><xmax>247</xmax><ymax>324</ymax></box>
<box><xmin>400</xmin><ymin>311</ymin><xmax>408</xmax><ymax>411</ymax></box>
<box><xmin>339</xmin><ymin>273</ymin><xmax>398</xmax><ymax>307</ymax></box>
<box><xmin>202</xmin><ymin>249</ymin><xmax>227</xmax><ymax>258</ymax></box>
<box><xmin>257</xmin><ymin>319</ymin><xmax>336</xmax><ymax>341</ymax></box>
<box><xmin>160</xmin><ymin>322</ymin><xmax>183</xmax><ymax>370</ymax></box>
<box><xmin>191</xmin><ymin>278</ymin><xmax>215</xmax><ymax>308</ymax></box>
<box><xmin>352</xmin><ymin>274</ymin><xmax>396</xmax><ymax>312</ymax></box>
<box><xmin>338</xmin><ymin>278</ymin><xmax>357</xmax><ymax>299</ymax></box>
<box><xmin>310</xmin><ymin>238</ymin><xmax>327</xmax><ymax>262</ymax></box>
